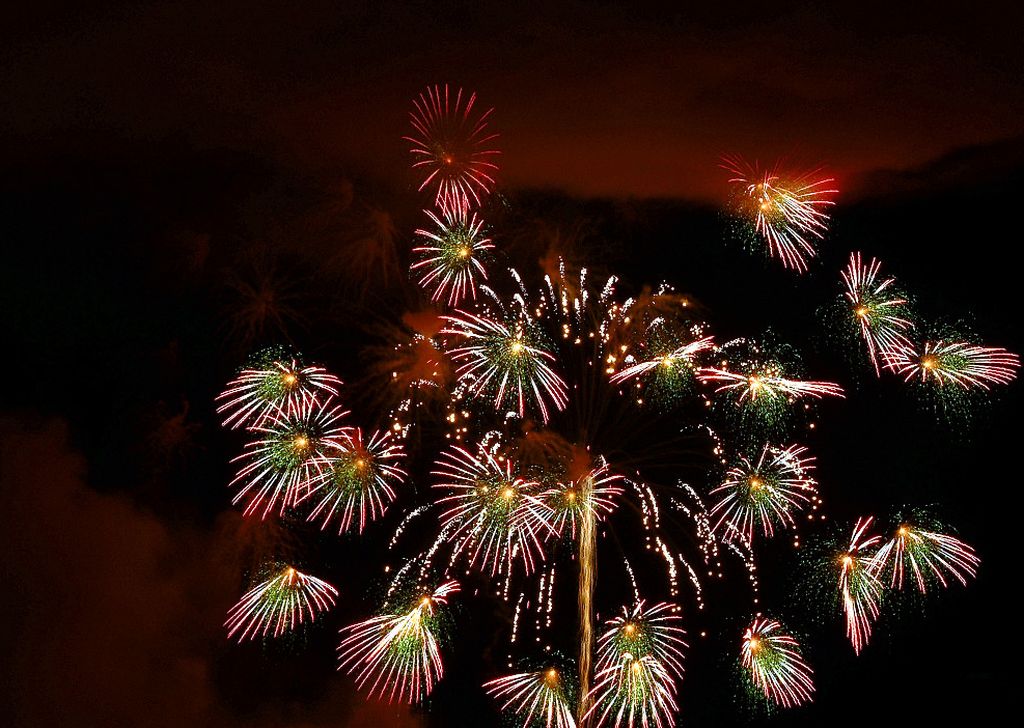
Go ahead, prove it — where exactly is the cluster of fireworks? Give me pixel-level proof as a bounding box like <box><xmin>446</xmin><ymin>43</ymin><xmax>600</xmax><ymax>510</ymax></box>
<box><xmin>215</xmin><ymin>85</ymin><xmax>1016</xmax><ymax>725</ymax></box>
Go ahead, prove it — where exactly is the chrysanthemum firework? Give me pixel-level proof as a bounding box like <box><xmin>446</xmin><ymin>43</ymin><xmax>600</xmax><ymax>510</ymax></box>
<box><xmin>885</xmin><ymin>339</ymin><xmax>1019</xmax><ymax>390</ymax></box>
<box><xmin>442</xmin><ymin>310</ymin><xmax>569</xmax><ymax>423</ymax></box>
<box><xmin>610</xmin><ymin>324</ymin><xmax>714</xmax><ymax>406</ymax></box>
<box><xmin>404</xmin><ymin>84</ymin><xmax>499</xmax><ymax>211</ymax></box>
<box><xmin>722</xmin><ymin>157</ymin><xmax>837</xmax><ymax>273</ymax></box>
<box><xmin>541</xmin><ymin>462</ymin><xmax>624</xmax><ymax>539</ymax></box>
<box><xmin>594</xmin><ymin>602</ymin><xmax>688</xmax><ymax>681</ymax></box>
<box><xmin>484</xmin><ymin>667</ymin><xmax>578</xmax><ymax>728</ymax></box>
<box><xmin>225</xmin><ymin>565</ymin><xmax>338</xmax><ymax>642</ymax></box>
<box><xmin>411</xmin><ymin>207</ymin><xmax>495</xmax><ymax>306</ymax></box>
<box><xmin>836</xmin><ymin>517</ymin><xmax>884</xmax><ymax>654</ymax></box>
<box><xmin>871</xmin><ymin>520</ymin><xmax>979</xmax><ymax>593</ymax></box>
<box><xmin>229</xmin><ymin>398</ymin><xmax>351</xmax><ymax>518</ymax></box>
<box><xmin>839</xmin><ymin>252</ymin><xmax>915</xmax><ymax>375</ymax></box>
<box><xmin>710</xmin><ymin>444</ymin><xmax>817</xmax><ymax>542</ymax></box>
<box><xmin>585</xmin><ymin>654</ymin><xmax>679</xmax><ymax>728</ymax></box>
<box><xmin>338</xmin><ymin>580</ymin><xmax>459</xmax><ymax>704</ymax></box>
<box><xmin>699</xmin><ymin>340</ymin><xmax>844</xmax><ymax>433</ymax></box>
<box><xmin>301</xmin><ymin>428</ymin><xmax>407</xmax><ymax>534</ymax></box>
<box><xmin>432</xmin><ymin>442</ymin><xmax>554</xmax><ymax>576</ymax></box>
<box><xmin>740</xmin><ymin>617</ymin><xmax>814</xmax><ymax>708</ymax></box>
<box><xmin>216</xmin><ymin>350</ymin><xmax>341</xmax><ymax>429</ymax></box>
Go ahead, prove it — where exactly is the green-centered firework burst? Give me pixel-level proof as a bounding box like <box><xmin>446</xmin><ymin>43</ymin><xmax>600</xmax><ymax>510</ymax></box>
<box><xmin>484</xmin><ymin>665</ymin><xmax>578</xmax><ymax>728</ymax></box>
<box><xmin>338</xmin><ymin>580</ymin><xmax>460</xmax><ymax>704</ymax></box>
<box><xmin>871</xmin><ymin>512</ymin><xmax>979</xmax><ymax>593</ymax></box>
<box><xmin>225</xmin><ymin>564</ymin><xmax>338</xmax><ymax>642</ymax></box>
<box><xmin>229</xmin><ymin>398</ymin><xmax>351</xmax><ymax>518</ymax></box>
<box><xmin>302</xmin><ymin>427</ymin><xmax>407</xmax><ymax>534</ymax></box>
<box><xmin>740</xmin><ymin>617</ymin><xmax>814</xmax><ymax>708</ymax></box>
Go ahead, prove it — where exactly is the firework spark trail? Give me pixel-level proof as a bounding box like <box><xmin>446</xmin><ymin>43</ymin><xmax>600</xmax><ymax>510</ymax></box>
<box><xmin>225</xmin><ymin>566</ymin><xmax>338</xmax><ymax>642</ymax></box>
<box><xmin>411</xmin><ymin>207</ymin><xmax>494</xmax><ymax>306</ymax></box>
<box><xmin>840</xmin><ymin>252</ymin><xmax>915</xmax><ymax>375</ymax></box>
<box><xmin>216</xmin><ymin>356</ymin><xmax>340</xmax><ymax>429</ymax></box>
<box><xmin>432</xmin><ymin>442</ymin><xmax>554</xmax><ymax>576</ymax></box>
<box><xmin>710</xmin><ymin>444</ymin><xmax>817</xmax><ymax>542</ymax></box>
<box><xmin>229</xmin><ymin>398</ymin><xmax>351</xmax><ymax>519</ymax></box>
<box><xmin>741</xmin><ymin>617</ymin><xmax>814</xmax><ymax>708</ymax></box>
<box><xmin>338</xmin><ymin>580</ymin><xmax>460</xmax><ymax>704</ymax></box>
<box><xmin>443</xmin><ymin>311</ymin><xmax>569</xmax><ymax>423</ymax></box>
<box><xmin>885</xmin><ymin>340</ymin><xmax>1019</xmax><ymax>389</ymax></box>
<box><xmin>484</xmin><ymin>668</ymin><xmax>577</xmax><ymax>728</ymax></box>
<box><xmin>722</xmin><ymin>157</ymin><xmax>837</xmax><ymax>273</ymax></box>
<box><xmin>871</xmin><ymin>523</ymin><xmax>979</xmax><ymax>592</ymax></box>
<box><xmin>838</xmin><ymin>517</ymin><xmax>884</xmax><ymax>654</ymax></box>
<box><xmin>577</xmin><ymin>475</ymin><xmax>597</xmax><ymax>723</ymax></box>
<box><xmin>404</xmin><ymin>84</ymin><xmax>499</xmax><ymax>211</ymax></box>
<box><xmin>301</xmin><ymin>428</ymin><xmax>407</xmax><ymax>534</ymax></box>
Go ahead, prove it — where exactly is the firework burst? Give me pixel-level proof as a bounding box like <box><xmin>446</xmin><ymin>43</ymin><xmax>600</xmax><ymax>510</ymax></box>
<box><xmin>722</xmin><ymin>157</ymin><xmax>837</xmax><ymax>272</ymax></box>
<box><xmin>871</xmin><ymin>521</ymin><xmax>979</xmax><ymax>593</ymax></box>
<box><xmin>443</xmin><ymin>310</ymin><xmax>569</xmax><ymax>423</ymax></box>
<box><xmin>740</xmin><ymin>617</ymin><xmax>814</xmax><ymax>708</ymax></box>
<box><xmin>698</xmin><ymin>343</ymin><xmax>843</xmax><ymax>434</ymax></box>
<box><xmin>542</xmin><ymin>462</ymin><xmax>624</xmax><ymax>539</ymax></box>
<box><xmin>302</xmin><ymin>428</ymin><xmax>407</xmax><ymax>534</ymax></box>
<box><xmin>585</xmin><ymin>654</ymin><xmax>678</xmax><ymax>728</ymax></box>
<box><xmin>837</xmin><ymin>517</ymin><xmax>884</xmax><ymax>654</ymax></box>
<box><xmin>216</xmin><ymin>352</ymin><xmax>341</xmax><ymax>429</ymax></box>
<box><xmin>432</xmin><ymin>443</ymin><xmax>554</xmax><ymax>576</ymax></box>
<box><xmin>404</xmin><ymin>84</ymin><xmax>499</xmax><ymax>211</ymax></box>
<box><xmin>885</xmin><ymin>339</ymin><xmax>1019</xmax><ymax>390</ymax></box>
<box><xmin>484</xmin><ymin>668</ymin><xmax>578</xmax><ymax>728</ymax></box>
<box><xmin>229</xmin><ymin>399</ymin><xmax>351</xmax><ymax>518</ymax></box>
<box><xmin>609</xmin><ymin>333</ymin><xmax>715</xmax><ymax>399</ymax></box>
<box><xmin>225</xmin><ymin>565</ymin><xmax>338</xmax><ymax>642</ymax></box>
<box><xmin>338</xmin><ymin>580</ymin><xmax>460</xmax><ymax>703</ymax></box>
<box><xmin>411</xmin><ymin>207</ymin><xmax>495</xmax><ymax>306</ymax></box>
<box><xmin>840</xmin><ymin>252</ymin><xmax>915</xmax><ymax>375</ymax></box>
<box><xmin>595</xmin><ymin>602</ymin><xmax>688</xmax><ymax>681</ymax></box>
<box><xmin>710</xmin><ymin>444</ymin><xmax>817</xmax><ymax>542</ymax></box>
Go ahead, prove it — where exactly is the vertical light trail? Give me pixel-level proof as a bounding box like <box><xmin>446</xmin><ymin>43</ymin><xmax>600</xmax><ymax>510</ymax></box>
<box><xmin>577</xmin><ymin>474</ymin><xmax>596</xmax><ymax>723</ymax></box>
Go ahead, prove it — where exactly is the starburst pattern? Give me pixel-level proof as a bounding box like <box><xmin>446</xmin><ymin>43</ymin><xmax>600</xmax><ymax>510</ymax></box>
<box><xmin>885</xmin><ymin>340</ymin><xmax>1019</xmax><ymax>390</ymax></box>
<box><xmin>837</xmin><ymin>517</ymin><xmax>884</xmax><ymax>654</ymax></box>
<box><xmin>225</xmin><ymin>565</ymin><xmax>338</xmax><ymax>642</ymax></box>
<box><xmin>710</xmin><ymin>444</ymin><xmax>816</xmax><ymax>542</ymax></box>
<box><xmin>302</xmin><ymin>428</ymin><xmax>407</xmax><ymax>534</ymax></box>
<box><xmin>484</xmin><ymin>668</ymin><xmax>577</xmax><ymax>728</ymax></box>
<box><xmin>404</xmin><ymin>84</ymin><xmax>500</xmax><ymax>211</ymax></box>
<box><xmin>840</xmin><ymin>252</ymin><xmax>915</xmax><ymax>374</ymax></box>
<box><xmin>871</xmin><ymin>522</ymin><xmax>979</xmax><ymax>593</ymax></box>
<box><xmin>411</xmin><ymin>207</ymin><xmax>495</xmax><ymax>306</ymax></box>
<box><xmin>443</xmin><ymin>311</ymin><xmax>569</xmax><ymax>423</ymax></box>
<box><xmin>542</xmin><ymin>463</ymin><xmax>624</xmax><ymax>539</ymax></box>
<box><xmin>741</xmin><ymin>617</ymin><xmax>814</xmax><ymax>708</ymax></box>
<box><xmin>229</xmin><ymin>399</ymin><xmax>351</xmax><ymax>518</ymax></box>
<box><xmin>432</xmin><ymin>443</ymin><xmax>554</xmax><ymax>575</ymax></box>
<box><xmin>216</xmin><ymin>354</ymin><xmax>341</xmax><ymax>429</ymax></box>
<box><xmin>338</xmin><ymin>580</ymin><xmax>460</xmax><ymax>703</ymax></box>
<box><xmin>723</xmin><ymin>157</ymin><xmax>837</xmax><ymax>272</ymax></box>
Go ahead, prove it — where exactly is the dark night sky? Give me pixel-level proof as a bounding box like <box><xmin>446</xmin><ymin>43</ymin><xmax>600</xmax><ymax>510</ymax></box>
<box><xmin>2</xmin><ymin>2</ymin><xmax>1023</xmax><ymax>727</ymax></box>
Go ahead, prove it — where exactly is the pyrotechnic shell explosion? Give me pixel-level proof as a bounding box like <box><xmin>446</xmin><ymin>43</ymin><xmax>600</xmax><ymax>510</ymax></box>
<box><xmin>215</xmin><ymin>84</ymin><xmax>1016</xmax><ymax>724</ymax></box>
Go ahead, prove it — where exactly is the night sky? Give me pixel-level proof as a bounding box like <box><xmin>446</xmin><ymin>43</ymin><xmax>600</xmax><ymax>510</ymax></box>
<box><xmin>2</xmin><ymin>3</ymin><xmax>1022</xmax><ymax>727</ymax></box>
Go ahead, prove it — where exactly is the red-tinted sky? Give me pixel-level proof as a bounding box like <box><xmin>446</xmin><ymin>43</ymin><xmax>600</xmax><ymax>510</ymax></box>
<box><xmin>4</xmin><ymin>1</ymin><xmax>1024</xmax><ymax>200</ymax></box>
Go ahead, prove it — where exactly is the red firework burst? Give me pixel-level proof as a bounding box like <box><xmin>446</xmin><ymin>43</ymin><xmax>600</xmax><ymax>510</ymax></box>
<box><xmin>404</xmin><ymin>84</ymin><xmax>500</xmax><ymax>211</ymax></box>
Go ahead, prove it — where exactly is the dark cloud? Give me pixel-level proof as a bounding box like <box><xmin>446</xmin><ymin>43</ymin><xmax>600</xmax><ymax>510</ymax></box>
<box><xmin>0</xmin><ymin>416</ymin><xmax>423</xmax><ymax>727</ymax></box>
